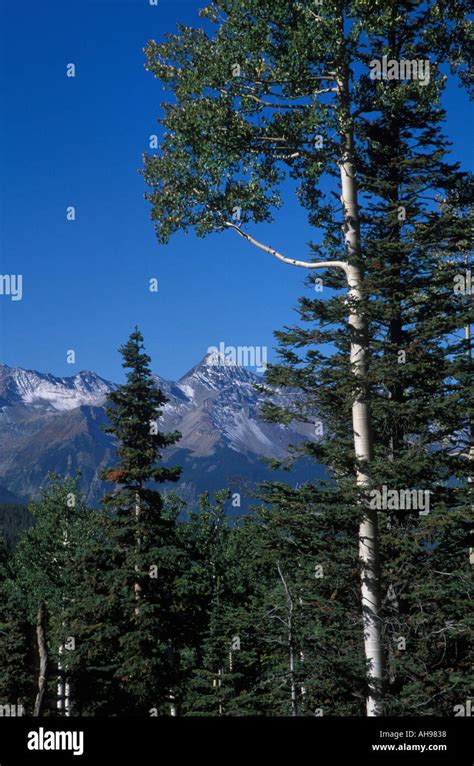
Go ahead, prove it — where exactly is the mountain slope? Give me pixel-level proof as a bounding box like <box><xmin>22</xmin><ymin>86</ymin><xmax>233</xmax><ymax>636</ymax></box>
<box><xmin>0</xmin><ymin>357</ymin><xmax>319</xmax><ymax>508</ymax></box>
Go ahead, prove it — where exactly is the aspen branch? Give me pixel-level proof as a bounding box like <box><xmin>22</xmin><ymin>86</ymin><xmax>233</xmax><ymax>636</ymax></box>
<box><xmin>242</xmin><ymin>94</ymin><xmax>312</xmax><ymax>109</ymax></box>
<box><xmin>271</xmin><ymin>152</ymin><xmax>302</xmax><ymax>159</ymax></box>
<box><xmin>268</xmin><ymin>86</ymin><xmax>337</xmax><ymax>98</ymax></box>
<box><xmin>308</xmin><ymin>11</ymin><xmax>325</xmax><ymax>21</ymax></box>
<box><xmin>250</xmin><ymin>76</ymin><xmax>337</xmax><ymax>85</ymax></box>
<box><xmin>220</xmin><ymin>86</ymin><xmax>337</xmax><ymax>110</ymax></box>
<box><xmin>255</xmin><ymin>136</ymin><xmax>287</xmax><ymax>141</ymax></box>
<box><xmin>243</xmin><ymin>86</ymin><xmax>336</xmax><ymax>100</ymax></box>
<box><xmin>223</xmin><ymin>221</ymin><xmax>349</xmax><ymax>274</ymax></box>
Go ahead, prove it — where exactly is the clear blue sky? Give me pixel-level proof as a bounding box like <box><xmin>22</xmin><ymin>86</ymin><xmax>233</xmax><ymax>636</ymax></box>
<box><xmin>0</xmin><ymin>0</ymin><xmax>471</xmax><ymax>382</ymax></box>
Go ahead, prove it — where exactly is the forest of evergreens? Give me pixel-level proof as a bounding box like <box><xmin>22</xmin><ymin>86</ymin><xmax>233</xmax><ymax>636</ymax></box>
<box><xmin>0</xmin><ymin>323</ymin><xmax>471</xmax><ymax>717</ymax></box>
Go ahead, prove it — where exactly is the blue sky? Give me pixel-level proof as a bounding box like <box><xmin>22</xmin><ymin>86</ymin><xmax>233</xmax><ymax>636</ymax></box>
<box><xmin>0</xmin><ymin>0</ymin><xmax>472</xmax><ymax>383</ymax></box>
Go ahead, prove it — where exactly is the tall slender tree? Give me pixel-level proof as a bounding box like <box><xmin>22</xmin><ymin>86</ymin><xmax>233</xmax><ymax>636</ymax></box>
<box><xmin>141</xmin><ymin>0</ymin><xmax>472</xmax><ymax>714</ymax></box>
<box><xmin>99</xmin><ymin>328</ymin><xmax>183</xmax><ymax>713</ymax></box>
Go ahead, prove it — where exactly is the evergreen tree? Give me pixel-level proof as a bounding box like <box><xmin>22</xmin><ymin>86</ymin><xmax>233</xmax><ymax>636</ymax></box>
<box><xmin>97</xmin><ymin>328</ymin><xmax>183</xmax><ymax>714</ymax></box>
<box><xmin>0</xmin><ymin>537</ymin><xmax>34</xmax><ymax>714</ymax></box>
<box><xmin>248</xmin><ymin>482</ymin><xmax>366</xmax><ymax>716</ymax></box>
<box><xmin>179</xmin><ymin>487</ymin><xmax>365</xmax><ymax>717</ymax></box>
<box><xmin>178</xmin><ymin>491</ymin><xmax>278</xmax><ymax>716</ymax></box>
<box><xmin>175</xmin><ymin>489</ymin><xmax>234</xmax><ymax>715</ymax></box>
<box><xmin>0</xmin><ymin>504</ymin><xmax>33</xmax><ymax>550</ymax></box>
<box><xmin>58</xmin><ymin>503</ymin><xmax>125</xmax><ymax>716</ymax></box>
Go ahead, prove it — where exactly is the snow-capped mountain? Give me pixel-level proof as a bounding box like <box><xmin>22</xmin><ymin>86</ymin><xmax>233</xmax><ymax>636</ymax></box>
<box><xmin>0</xmin><ymin>357</ymin><xmax>320</xmax><ymax>509</ymax></box>
<box><xmin>0</xmin><ymin>364</ymin><xmax>113</xmax><ymax>411</ymax></box>
<box><xmin>156</xmin><ymin>351</ymin><xmax>309</xmax><ymax>460</ymax></box>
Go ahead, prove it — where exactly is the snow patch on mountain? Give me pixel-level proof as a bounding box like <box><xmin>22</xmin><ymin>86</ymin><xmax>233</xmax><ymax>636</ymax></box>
<box><xmin>0</xmin><ymin>355</ymin><xmax>318</xmax><ymax>506</ymax></box>
<box><xmin>0</xmin><ymin>364</ymin><xmax>114</xmax><ymax>412</ymax></box>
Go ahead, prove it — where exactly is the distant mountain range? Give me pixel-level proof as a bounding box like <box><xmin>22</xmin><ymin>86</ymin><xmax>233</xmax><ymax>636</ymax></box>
<box><xmin>0</xmin><ymin>353</ymin><xmax>323</xmax><ymax>512</ymax></box>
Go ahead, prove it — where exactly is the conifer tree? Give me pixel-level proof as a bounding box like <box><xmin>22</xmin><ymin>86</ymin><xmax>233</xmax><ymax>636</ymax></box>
<box><xmin>178</xmin><ymin>491</ymin><xmax>281</xmax><ymax>716</ymax></box>
<box><xmin>57</xmin><ymin>503</ymin><xmax>125</xmax><ymax>716</ymax></box>
<box><xmin>248</xmin><ymin>482</ymin><xmax>366</xmax><ymax>716</ymax></box>
<box><xmin>98</xmin><ymin>328</ymin><xmax>183</xmax><ymax>714</ymax></box>
<box><xmin>175</xmin><ymin>490</ymin><xmax>235</xmax><ymax>715</ymax></box>
<box><xmin>0</xmin><ymin>538</ymin><xmax>34</xmax><ymax>714</ymax></box>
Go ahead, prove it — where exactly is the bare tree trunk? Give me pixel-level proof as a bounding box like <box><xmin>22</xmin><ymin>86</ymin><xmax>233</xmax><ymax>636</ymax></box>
<box><xmin>338</xmin><ymin>69</ymin><xmax>384</xmax><ymax>717</ymax></box>
<box><xmin>34</xmin><ymin>603</ymin><xmax>48</xmax><ymax>717</ymax></box>
<box><xmin>169</xmin><ymin>691</ymin><xmax>178</xmax><ymax>716</ymax></box>
<box><xmin>134</xmin><ymin>490</ymin><xmax>142</xmax><ymax>614</ymax></box>
<box><xmin>57</xmin><ymin>641</ymin><xmax>71</xmax><ymax>716</ymax></box>
<box><xmin>57</xmin><ymin>645</ymin><xmax>65</xmax><ymax>715</ymax></box>
<box><xmin>212</xmin><ymin>668</ymin><xmax>224</xmax><ymax>716</ymax></box>
<box><xmin>466</xmin><ymin>255</ymin><xmax>474</xmax><ymax>567</ymax></box>
<box><xmin>347</xmin><ymin>262</ymin><xmax>383</xmax><ymax>717</ymax></box>
<box><xmin>57</xmin><ymin>526</ymin><xmax>71</xmax><ymax>716</ymax></box>
<box><xmin>65</xmin><ymin>676</ymin><xmax>71</xmax><ymax>716</ymax></box>
<box><xmin>277</xmin><ymin>561</ymin><xmax>299</xmax><ymax>717</ymax></box>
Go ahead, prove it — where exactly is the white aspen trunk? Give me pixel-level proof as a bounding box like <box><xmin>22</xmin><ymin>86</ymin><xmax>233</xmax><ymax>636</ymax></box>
<box><xmin>34</xmin><ymin>603</ymin><xmax>48</xmax><ymax>717</ymax></box>
<box><xmin>464</xmin><ymin>254</ymin><xmax>474</xmax><ymax>567</ymax></box>
<box><xmin>58</xmin><ymin>526</ymin><xmax>71</xmax><ymax>716</ymax></box>
<box><xmin>169</xmin><ymin>691</ymin><xmax>178</xmax><ymax>717</ymax></box>
<box><xmin>299</xmin><ymin>651</ymin><xmax>306</xmax><ymax>702</ymax></box>
<box><xmin>346</xmin><ymin>263</ymin><xmax>383</xmax><ymax>716</ymax></box>
<box><xmin>338</xmin><ymin>68</ymin><xmax>384</xmax><ymax>713</ymax></box>
<box><xmin>56</xmin><ymin>647</ymin><xmax>71</xmax><ymax>716</ymax></box>
<box><xmin>289</xmin><ymin>635</ymin><xmax>297</xmax><ymax>717</ymax></box>
<box><xmin>57</xmin><ymin>646</ymin><xmax>65</xmax><ymax>715</ymax></box>
<box><xmin>277</xmin><ymin>561</ymin><xmax>298</xmax><ymax>717</ymax></box>
<box><xmin>65</xmin><ymin>677</ymin><xmax>71</xmax><ymax>717</ymax></box>
<box><xmin>134</xmin><ymin>490</ymin><xmax>142</xmax><ymax>614</ymax></box>
<box><xmin>466</xmin><ymin>313</ymin><xmax>474</xmax><ymax>566</ymax></box>
<box><xmin>217</xmin><ymin>668</ymin><xmax>223</xmax><ymax>716</ymax></box>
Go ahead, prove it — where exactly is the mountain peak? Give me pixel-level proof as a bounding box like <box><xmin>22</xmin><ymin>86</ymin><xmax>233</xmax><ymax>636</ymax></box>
<box><xmin>0</xmin><ymin>365</ymin><xmax>114</xmax><ymax>412</ymax></box>
<box><xmin>0</xmin><ymin>354</ymin><xmax>314</xmax><ymax>507</ymax></box>
<box><xmin>178</xmin><ymin>347</ymin><xmax>260</xmax><ymax>395</ymax></box>
<box><xmin>202</xmin><ymin>348</ymin><xmax>236</xmax><ymax>367</ymax></box>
